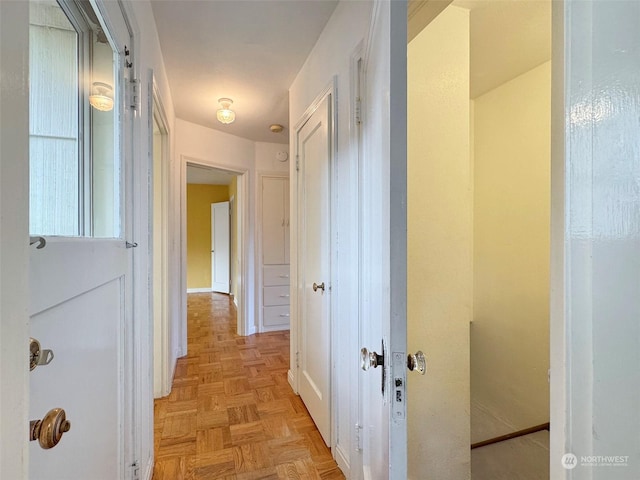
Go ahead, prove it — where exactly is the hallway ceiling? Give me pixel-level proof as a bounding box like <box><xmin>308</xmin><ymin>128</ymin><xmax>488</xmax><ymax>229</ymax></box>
<box><xmin>150</xmin><ymin>0</ymin><xmax>338</xmax><ymax>144</ymax></box>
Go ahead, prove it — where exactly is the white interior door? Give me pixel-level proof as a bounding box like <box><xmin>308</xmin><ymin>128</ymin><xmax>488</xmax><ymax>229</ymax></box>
<box><xmin>211</xmin><ymin>201</ymin><xmax>230</xmax><ymax>294</ymax></box>
<box><xmin>359</xmin><ymin>1</ymin><xmax>470</xmax><ymax>479</ymax></box>
<box><xmin>27</xmin><ymin>1</ymin><xmax>135</xmax><ymax>479</ymax></box>
<box><xmin>296</xmin><ymin>92</ymin><xmax>332</xmax><ymax>446</ymax></box>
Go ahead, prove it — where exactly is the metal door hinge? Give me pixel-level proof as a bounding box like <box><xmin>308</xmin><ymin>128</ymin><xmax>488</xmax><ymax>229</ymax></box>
<box><xmin>354</xmin><ymin>423</ymin><xmax>363</xmax><ymax>452</ymax></box>
<box><xmin>296</xmin><ymin>351</ymin><xmax>300</xmax><ymax>368</ymax></box>
<box><xmin>295</xmin><ymin>156</ymin><xmax>300</xmax><ymax>172</ymax></box>
<box><xmin>131</xmin><ymin>461</ymin><xmax>140</xmax><ymax>480</ymax></box>
<box><xmin>124</xmin><ymin>46</ymin><xmax>133</xmax><ymax>69</ymax></box>
<box><xmin>355</xmin><ymin>96</ymin><xmax>362</xmax><ymax>125</ymax></box>
<box><xmin>126</xmin><ymin>78</ymin><xmax>140</xmax><ymax>111</ymax></box>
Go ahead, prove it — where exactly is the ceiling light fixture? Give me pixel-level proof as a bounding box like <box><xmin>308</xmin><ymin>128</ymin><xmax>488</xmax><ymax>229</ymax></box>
<box><xmin>89</xmin><ymin>82</ymin><xmax>114</xmax><ymax>112</ymax></box>
<box><xmin>216</xmin><ymin>98</ymin><xmax>236</xmax><ymax>124</ymax></box>
<box><xmin>270</xmin><ymin>124</ymin><xmax>284</xmax><ymax>133</ymax></box>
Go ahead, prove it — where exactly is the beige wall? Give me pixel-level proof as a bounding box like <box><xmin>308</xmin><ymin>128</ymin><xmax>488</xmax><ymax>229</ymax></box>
<box><xmin>472</xmin><ymin>61</ymin><xmax>551</xmax><ymax>438</ymax></box>
<box><xmin>186</xmin><ymin>184</ymin><xmax>229</xmax><ymax>289</ymax></box>
<box><xmin>408</xmin><ymin>6</ymin><xmax>472</xmax><ymax>477</ymax></box>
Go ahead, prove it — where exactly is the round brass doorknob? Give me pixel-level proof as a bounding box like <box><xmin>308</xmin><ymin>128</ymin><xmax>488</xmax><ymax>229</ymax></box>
<box><xmin>30</xmin><ymin>408</ymin><xmax>71</xmax><ymax>449</ymax></box>
<box><xmin>312</xmin><ymin>282</ymin><xmax>325</xmax><ymax>292</ymax></box>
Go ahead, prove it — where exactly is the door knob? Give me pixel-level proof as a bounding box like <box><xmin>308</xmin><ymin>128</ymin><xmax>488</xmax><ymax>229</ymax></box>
<box><xmin>29</xmin><ymin>337</ymin><xmax>54</xmax><ymax>371</ymax></box>
<box><xmin>407</xmin><ymin>351</ymin><xmax>427</xmax><ymax>375</ymax></box>
<box><xmin>30</xmin><ymin>408</ymin><xmax>71</xmax><ymax>449</ymax></box>
<box><xmin>312</xmin><ymin>282</ymin><xmax>325</xmax><ymax>292</ymax></box>
<box><xmin>361</xmin><ymin>347</ymin><xmax>384</xmax><ymax>371</ymax></box>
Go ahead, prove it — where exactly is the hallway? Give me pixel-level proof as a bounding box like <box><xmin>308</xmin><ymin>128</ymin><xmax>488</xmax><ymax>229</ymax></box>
<box><xmin>152</xmin><ymin>293</ymin><xmax>344</xmax><ymax>479</ymax></box>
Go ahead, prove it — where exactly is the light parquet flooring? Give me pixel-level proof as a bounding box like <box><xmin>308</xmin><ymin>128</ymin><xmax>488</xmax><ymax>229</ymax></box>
<box><xmin>153</xmin><ymin>293</ymin><xmax>345</xmax><ymax>480</ymax></box>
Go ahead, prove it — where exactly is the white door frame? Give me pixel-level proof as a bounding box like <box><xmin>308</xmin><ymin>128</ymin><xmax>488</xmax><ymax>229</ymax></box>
<box><xmin>149</xmin><ymin>76</ymin><xmax>172</xmax><ymax>399</ymax></box>
<box><xmin>181</xmin><ymin>156</ymin><xmax>250</xmax><ymax>336</ymax></box>
<box><xmin>290</xmin><ymin>80</ymin><xmax>337</xmax><ymax>450</ymax></box>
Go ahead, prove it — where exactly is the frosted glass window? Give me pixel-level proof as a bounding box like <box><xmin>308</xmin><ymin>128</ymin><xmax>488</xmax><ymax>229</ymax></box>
<box><xmin>29</xmin><ymin>0</ymin><xmax>119</xmax><ymax>238</ymax></box>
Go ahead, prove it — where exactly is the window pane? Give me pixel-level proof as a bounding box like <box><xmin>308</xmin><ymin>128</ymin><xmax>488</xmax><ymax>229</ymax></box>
<box><xmin>29</xmin><ymin>1</ymin><xmax>80</xmax><ymax>236</ymax></box>
<box><xmin>90</xmin><ymin>10</ymin><xmax>118</xmax><ymax>238</ymax></box>
<box><xmin>29</xmin><ymin>0</ymin><xmax>120</xmax><ymax>238</ymax></box>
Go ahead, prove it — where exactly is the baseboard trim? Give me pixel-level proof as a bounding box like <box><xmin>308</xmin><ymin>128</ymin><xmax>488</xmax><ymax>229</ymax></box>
<box><xmin>288</xmin><ymin>369</ymin><xmax>297</xmax><ymax>393</ymax></box>
<box><xmin>143</xmin><ymin>456</ymin><xmax>153</xmax><ymax>480</ymax></box>
<box><xmin>187</xmin><ymin>288</ymin><xmax>212</xmax><ymax>293</ymax></box>
<box><xmin>334</xmin><ymin>444</ymin><xmax>350</xmax><ymax>478</ymax></box>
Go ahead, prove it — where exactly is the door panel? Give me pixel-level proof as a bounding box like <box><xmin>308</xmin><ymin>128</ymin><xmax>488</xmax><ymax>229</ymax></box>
<box><xmin>407</xmin><ymin>6</ymin><xmax>471</xmax><ymax>479</ymax></box>
<box><xmin>27</xmin><ymin>1</ymin><xmax>134</xmax><ymax>478</ymax></box>
<box><xmin>211</xmin><ymin>201</ymin><xmax>230</xmax><ymax>294</ymax></box>
<box><xmin>30</xmin><ymin>278</ymin><xmax>122</xmax><ymax>479</ymax></box>
<box><xmin>297</xmin><ymin>94</ymin><xmax>331</xmax><ymax>446</ymax></box>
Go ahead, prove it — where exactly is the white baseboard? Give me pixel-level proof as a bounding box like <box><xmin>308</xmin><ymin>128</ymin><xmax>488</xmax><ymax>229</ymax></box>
<box><xmin>246</xmin><ymin>325</ymin><xmax>257</xmax><ymax>336</ymax></box>
<box><xmin>143</xmin><ymin>456</ymin><xmax>153</xmax><ymax>480</ymax></box>
<box><xmin>288</xmin><ymin>369</ymin><xmax>297</xmax><ymax>393</ymax></box>
<box><xmin>334</xmin><ymin>444</ymin><xmax>350</xmax><ymax>478</ymax></box>
<box><xmin>261</xmin><ymin>325</ymin><xmax>290</xmax><ymax>333</ymax></box>
<box><xmin>187</xmin><ymin>288</ymin><xmax>212</xmax><ymax>293</ymax></box>
<box><xmin>233</xmin><ymin>296</ymin><xmax>238</xmax><ymax>308</ymax></box>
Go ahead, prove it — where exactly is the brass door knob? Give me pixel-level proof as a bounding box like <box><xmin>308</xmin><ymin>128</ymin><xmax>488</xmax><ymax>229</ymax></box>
<box><xmin>30</xmin><ymin>408</ymin><xmax>71</xmax><ymax>449</ymax></box>
<box><xmin>312</xmin><ymin>282</ymin><xmax>325</xmax><ymax>292</ymax></box>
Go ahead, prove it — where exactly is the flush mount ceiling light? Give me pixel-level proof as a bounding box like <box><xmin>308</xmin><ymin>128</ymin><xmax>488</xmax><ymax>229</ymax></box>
<box><xmin>89</xmin><ymin>82</ymin><xmax>114</xmax><ymax>112</ymax></box>
<box><xmin>269</xmin><ymin>124</ymin><xmax>284</xmax><ymax>133</ymax></box>
<box><xmin>216</xmin><ymin>98</ymin><xmax>236</xmax><ymax>124</ymax></box>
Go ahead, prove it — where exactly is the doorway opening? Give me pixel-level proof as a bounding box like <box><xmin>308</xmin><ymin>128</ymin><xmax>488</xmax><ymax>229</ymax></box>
<box><xmin>407</xmin><ymin>1</ymin><xmax>551</xmax><ymax>478</ymax></box>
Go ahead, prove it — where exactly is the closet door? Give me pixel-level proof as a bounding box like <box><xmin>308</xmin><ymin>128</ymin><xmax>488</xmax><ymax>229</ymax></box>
<box><xmin>262</xmin><ymin>177</ymin><xmax>285</xmax><ymax>264</ymax></box>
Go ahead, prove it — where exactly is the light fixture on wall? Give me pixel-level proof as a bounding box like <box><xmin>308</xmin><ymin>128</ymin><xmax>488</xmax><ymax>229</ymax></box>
<box><xmin>89</xmin><ymin>82</ymin><xmax>114</xmax><ymax>112</ymax></box>
<box><xmin>216</xmin><ymin>98</ymin><xmax>236</xmax><ymax>124</ymax></box>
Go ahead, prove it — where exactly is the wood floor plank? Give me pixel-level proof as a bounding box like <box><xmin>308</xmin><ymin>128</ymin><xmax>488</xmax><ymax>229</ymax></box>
<box><xmin>152</xmin><ymin>293</ymin><xmax>344</xmax><ymax>480</ymax></box>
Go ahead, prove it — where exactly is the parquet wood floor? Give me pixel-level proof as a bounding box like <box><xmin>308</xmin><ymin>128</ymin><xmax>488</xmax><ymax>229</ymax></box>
<box><xmin>153</xmin><ymin>293</ymin><xmax>345</xmax><ymax>480</ymax></box>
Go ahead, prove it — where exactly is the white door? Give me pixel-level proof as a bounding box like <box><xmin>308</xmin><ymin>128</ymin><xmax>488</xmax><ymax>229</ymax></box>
<box><xmin>27</xmin><ymin>1</ymin><xmax>136</xmax><ymax>479</ymax></box>
<box><xmin>296</xmin><ymin>92</ymin><xmax>332</xmax><ymax>445</ymax></box>
<box><xmin>359</xmin><ymin>1</ymin><xmax>472</xmax><ymax>480</ymax></box>
<box><xmin>211</xmin><ymin>201</ymin><xmax>230</xmax><ymax>294</ymax></box>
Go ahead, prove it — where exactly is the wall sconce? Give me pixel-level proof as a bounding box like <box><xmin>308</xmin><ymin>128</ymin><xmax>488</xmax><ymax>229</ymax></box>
<box><xmin>216</xmin><ymin>98</ymin><xmax>236</xmax><ymax>124</ymax></box>
<box><xmin>89</xmin><ymin>82</ymin><xmax>114</xmax><ymax>112</ymax></box>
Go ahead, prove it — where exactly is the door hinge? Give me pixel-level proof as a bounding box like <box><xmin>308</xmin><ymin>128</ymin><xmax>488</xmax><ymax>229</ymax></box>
<box><xmin>295</xmin><ymin>156</ymin><xmax>300</xmax><ymax>172</ymax></box>
<box><xmin>296</xmin><ymin>351</ymin><xmax>300</xmax><ymax>368</ymax></box>
<box><xmin>354</xmin><ymin>423</ymin><xmax>363</xmax><ymax>452</ymax></box>
<box><xmin>126</xmin><ymin>78</ymin><xmax>140</xmax><ymax>111</ymax></box>
<box><xmin>355</xmin><ymin>96</ymin><xmax>362</xmax><ymax>125</ymax></box>
<box><xmin>131</xmin><ymin>461</ymin><xmax>140</xmax><ymax>480</ymax></box>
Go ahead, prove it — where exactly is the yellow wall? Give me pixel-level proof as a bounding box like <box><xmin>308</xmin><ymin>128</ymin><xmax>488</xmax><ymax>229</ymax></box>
<box><xmin>229</xmin><ymin>176</ymin><xmax>238</xmax><ymax>299</ymax></box>
<box><xmin>472</xmin><ymin>61</ymin><xmax>551</xmax><ymax>434</ymax></box>
<box><xmin>186</xmin><ymin>184</ymin><xmax>229</xmax><ymax>289</ymax></box>
<box><xmin>408</xmin><ymin>6</ymin><xmax>471</xmax><ymax>477</ymax></box>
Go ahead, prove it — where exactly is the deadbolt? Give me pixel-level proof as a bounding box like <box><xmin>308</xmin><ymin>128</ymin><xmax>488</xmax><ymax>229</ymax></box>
<box><xmin>407</xmin><ymin>350</ymin><xmax>427</xmax><ymax>375</ymax></box>
<box><xmin>29</xmin><ymin>337</ymin><xmax>54</xmax><ymax>371</ymax></box>
<box><xmin>360</xmin><ymin>347</ymin><xmax>384</xmax><ymax>371</ymax></box>
<box><xmin>312</xmin><ymin>282</ymin><xmax>325</xmax><ymax>292</ymax></box>
<box><xmin>30</xmin><ymin>408</ymin><xmax>71</xmax><ymax>449</ymax></box>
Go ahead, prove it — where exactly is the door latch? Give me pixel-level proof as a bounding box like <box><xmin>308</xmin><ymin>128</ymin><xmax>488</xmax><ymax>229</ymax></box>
<box><xmin>407</xmin><ymin>350</ymin><xmax>427</xmax><ymax>375</ymax></box>
<box><xmin>30</xmin><ymin>337</ymin><xmax>54</xmax><ymax>371</ymax></box>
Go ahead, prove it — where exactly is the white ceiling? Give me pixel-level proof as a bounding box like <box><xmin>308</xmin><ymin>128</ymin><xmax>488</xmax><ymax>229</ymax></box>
<box><xmin>150</xmin><ymin>0</ymin><xmax>338</xmax><ymax>144</ymax></box>
<box><xmin>153</xmin><ymin>0</ymin><xmax>549</xmax><ymax>142</ymax></box>
<box><xmin>186</xmin><ymin>165</ymin><xmax>235</xmax><ymax>185</ymax></box>
<box><xmin>453</xmin><ymin>0</ymin><xmax>551</xmax><ymax>98</ymax></box>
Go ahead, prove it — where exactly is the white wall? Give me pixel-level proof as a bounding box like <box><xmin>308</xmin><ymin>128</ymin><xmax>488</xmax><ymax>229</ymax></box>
<box><xmin>289</xmin><ymin>1</ymin><xmax>373</xmax><ymax>475</ymax></box>
<box><xmin>471</xmin><ymin>61</ymin><xmax>551</xmax><ymax>442</ymax></box>
<box><xmin>175</xmin><ymin>119</ymin><xmax>288</xmax><ymax>336</ymax></box>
